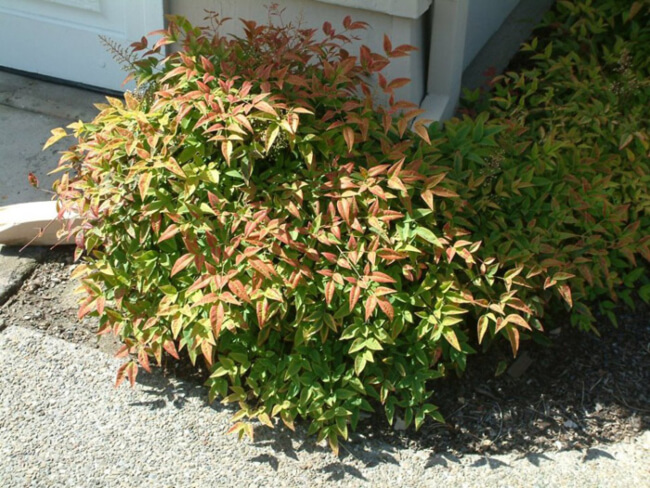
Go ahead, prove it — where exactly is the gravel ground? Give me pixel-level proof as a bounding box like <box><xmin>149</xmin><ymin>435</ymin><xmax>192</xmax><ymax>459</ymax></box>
<box><xmin>1</xmin><ymin>325</ymin><xmax>649</xmax><ymax>488</ymax></box>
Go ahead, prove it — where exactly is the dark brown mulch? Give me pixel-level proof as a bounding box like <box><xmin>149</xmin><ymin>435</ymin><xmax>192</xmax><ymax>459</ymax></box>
<box><xmin>363</xmin><ymin>302</ymin><xmax>650</xmax><ymax>456</ymax></box>
<box><xmin>1</xmin><ymin>247</ymin><xmax>648</xmax><ymax>456</ymax></box>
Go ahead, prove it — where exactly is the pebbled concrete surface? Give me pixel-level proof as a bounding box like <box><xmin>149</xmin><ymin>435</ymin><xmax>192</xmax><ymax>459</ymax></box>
<box><xmin>0</xmin><ymin>325</ymin><xmax>648</xmax><ymax>488</ymax></box>
<box><xmin>0</xmin><ymin>70</ymin><xmax>105</xmax><ymax>206</ymax></box>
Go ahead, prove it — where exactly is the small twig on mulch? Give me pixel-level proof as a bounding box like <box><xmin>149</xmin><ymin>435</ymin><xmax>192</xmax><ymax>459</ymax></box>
<box><xmin>613</xmin><ymin>383</ymin><xmax>650</xmax><ymax>414</ymax></box>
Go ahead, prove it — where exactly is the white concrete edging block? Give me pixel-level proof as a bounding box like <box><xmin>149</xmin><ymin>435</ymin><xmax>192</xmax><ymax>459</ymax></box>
<box><xmin>0</xmin><ymin>201</ymin><xmax>76</xmax><ymax>247</ymax></box>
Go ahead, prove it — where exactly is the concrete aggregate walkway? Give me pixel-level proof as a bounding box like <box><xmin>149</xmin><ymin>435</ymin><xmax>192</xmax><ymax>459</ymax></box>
<box><xmin>1</xmin><ymin>326</ymin><xmax>648</xmax><ymax>488</ymax></box>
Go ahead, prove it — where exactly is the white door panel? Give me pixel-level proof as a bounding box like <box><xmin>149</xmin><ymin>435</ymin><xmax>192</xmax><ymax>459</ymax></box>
<box><xmin>0</xmin><ymin>0</ymin><xmax>164</xmax><ymax>91</ymax></box>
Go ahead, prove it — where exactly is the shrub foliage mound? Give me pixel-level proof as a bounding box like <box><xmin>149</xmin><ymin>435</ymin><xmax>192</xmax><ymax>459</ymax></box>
<box><xmin>48</xmin><ymin>2</ymin><xmax>650</xmax><ymax>452</ymax></box>
<box><xmin>460</xmin><ymin>0</ymin><xmax>650</xmax><ymax>329</ymax></box>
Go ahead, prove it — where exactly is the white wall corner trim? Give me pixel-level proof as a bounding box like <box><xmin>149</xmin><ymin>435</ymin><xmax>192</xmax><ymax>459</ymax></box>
<box><xmin>420</xmin><ymin>0</ymin><xmax>469</xmax><ymax>121</ymax></box>
<box><xmin>313</xmin><ymin>0</ymin><xmax>432</xmax><ymax>19</ymax></box>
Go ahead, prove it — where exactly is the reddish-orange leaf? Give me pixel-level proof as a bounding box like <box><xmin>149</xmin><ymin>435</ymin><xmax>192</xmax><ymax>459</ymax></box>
<box><xmin>210</xmin><ymin>302</ymin><xmax>225</xmax><ymax>339</ymax></box>
<box><xmin>558</xmin><ymin>284</ymin><xmax>573</xmax><ymax>308</ymax></box>
<box><xmin>505</xmin><ymin>314</ymin><xmax>532</xmax><ymax>331</ymax></box>
<box><xmin>349</xmin><ymin>285</ymin><xmax>361</xmax><ymax>311</ymax></box>
<box><xmin>96</xmin><ymin>296</ymin><xmax>105</xmax><ymax>315</ymax></box>
<box><xmin>138</xmin><ymin>172</ymin><xmax>152</xmax><ymax>200</ymax></box>
<box><xmin>446</xmin><ymin>247</ymin><xmax>456</xmax><ymax>263</ymax></box>
<box><xmin>364</xmin><ymin>294</ymin><xmax>378</xmax><ymax>321</ymax></box>
<box><xmin>218</xmin><ymin>292</ymin><xmax>241</xmax><ymax>305</ymax></box>
<box><xmin>349</xmin><ymin>20</ymin><xmax>368</xmax><ymax>30</ymax></box>
<box><xmin>505</xmin><ymin>298</ymin><xmax>533</xmax><ymax>315</ymax></box>
<box><xmin>543</xmin><ymin>276</ymin><xmax>557</xmax><ymax>290</ymax></box>
<box><xmin>162</xmin><ymin>339</ymin><xmax>180</xmax><ymax>359</ymax></box>
<box><xmin>390</xmin><ymin>44</ymin><xmax>417</xmax><ymax>57</ymax></box>
<box><xmin>162</xmin><ymin>157</ymin><xmax>185</xmax><ymax>178</ymax></box>
<box><xmin>255</xmin><ymin>100</ymin><xmax>278</xmax><ymax>116</ymax></box>
<box><xmin>359</xmin><ymin>45</ymin><xmax>372</xmax><ymax>65</ymax></box>
<box><xmin>367</xmin><ymin>164</ymin><xmax>391</xmax><ymax>177</ymax></box>
<box><xmin>171</xmin><ymin>253</ymin><xmax>194</xmax><ymax>277</ymax></box>
<box><xmin>374</xmin><ymin>286</ymin><xmax>396</xmax><ymax>296</ymax></box>
<box><xmin>227</xmin><ymin>279</ymin><xmax>252</xmax><ymax>304</ymax></box>
<box><xmin>369</xmin><ymin>271</ymin><xmax>396</xmax><ymax>284</ymax></box>
<box><xmin>256</xmin><ymin>298</ymin><xmax>269</xmax><ymax>327</ymax></box>
<box><xmin>126</xmin><ymin>361</ymin><xmax>138</xmax><ymax>387</ymax></box>
<box><xmin>187</xmin><ymin>274</ymin><xmax>212</xmax><ymax>294</ymax></box>
<box><xmin>387</xmin><ymin>176</ymin><xmax>407</xmax><ymax>193</ymax></box>
<box><xmin>387</xmin><ymin>78</ymin><xmax>411</xmax><ymax>90</ymax></box>
<box><xmin>325</xmin><ymin>280</ymin><xmax>336</xmax><ymax>305</ymax></box>
<box><xmin>193</xmin><ymin>292</ymin><xmax>220</xmax><ymax>306</ymax></box>
<box><xmin>431</xmin><ymin>187</ymin><xmax>459</xmax><ymax>198</ymax></box>
<box><xmin>377</xmin><ymin>249</ymin><xmax>408</xmax><ymax>261</ymax></box>
<box><xmin>114</xmin><ymin>362</ymin><xmax>129</xmax><ymax>388</ymax></box>
<box><xmin>157</xmin><ymin>224</ymin><xmax>179</xmax><ymax>243</ymax></box>
<box><xmin>383</xmin><ymin>34</ymin><xmax>392</xmax><ymax>54</ymax></box>
<box><xmin>377</xmin><ymin>298</ymin><xmax>394</xmax><ymax>321</ymax></box>
<box><xmin>494</xmin><ymin>317</ymin><xmax>507</xmax><ymax>334</ymax></box>
<box><xmin>342</xmin><ymin>126</ymin><xmax>355</xmax><ymax>153</ymax></box>
<box><xmin>413</xmin><ymin>121</ymin><xmax>431</xmax><ymax>144</ymax></box>
<box><xmin>77</xmin><ymin>297</ymin><xmax>95</xmax><ymax>320</ymax></box>
<box><xmin>114</xmin><ymin>344</ymin><xmax>130</xmax><ymax>359</ymax></box>
<box><xmin>336</xmin><ymin>198</ymin><xmax>351</xmax><ymax>224</ymax></box>
<box><xmin>138</xmin><ymin>348</ymin><xmax>151</xmax><ymax>373</ymax></box>
<box><xmin>425</xmin><ymin>173</ymin><xmax>447</xmax><ymax>189</ymax></box>
<box><xmin>506</xmin><ymin>326</ymin><xmax>520</xmax><ymax>357</ymax></box>
<box><xmin>249</xmin><ymin>259</ymin><xmax>276</xmax><ymax>279</ymax></box>
<box><xmin>378</xmin><ymin>73</ymin><xmax>388</xmax><ymax>90</ymax></box>
<box><xmin>332</xmin><ymin>273</ymin><xmax>345</xmax><ymax>286</ymax></box>
<box><xmin>201</xmin><ymin>341</ymin><xmax>214</xmax><ymax>367</ymax></box>
<box><xmin>369</xmin><ymin>185</ymin><xmax>388</xmax><ymax>200</ymax></box>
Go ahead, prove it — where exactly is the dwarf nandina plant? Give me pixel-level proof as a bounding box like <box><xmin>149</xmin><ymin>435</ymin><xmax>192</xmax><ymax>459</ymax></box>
<box><xmin>50</xmin><ymin>13</ymin><xmax>487</xmax><ymax>452</ymax></box>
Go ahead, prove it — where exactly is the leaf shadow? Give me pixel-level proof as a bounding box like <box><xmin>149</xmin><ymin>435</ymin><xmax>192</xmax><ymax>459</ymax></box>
<box><xmin>582</xmin><ymin>448</ymin><xmax>616</xmax><ymax>462</ymax></box>
<box><xmin>471</xmin><ymin>455</ymin><xmax>511</xmax><ymax>469</ymax></box>
<box><xmin>250</xmin><ymin>453</ymin><xmax>279</xmax><ymax>471</ymax></box>
<box><xmin>425</xmin><ymin>452</ymin><xmax>462</xmax><ymax>469</ymax></box>
<box><xmin>319</xmin><ymin>462</ymin><xmax>368</xmax><ymax>482</ymax></box>
<box><xmin>515</xmin><ymin>452</ymin><xmax>553</xmax><ymax>466</ymax></box>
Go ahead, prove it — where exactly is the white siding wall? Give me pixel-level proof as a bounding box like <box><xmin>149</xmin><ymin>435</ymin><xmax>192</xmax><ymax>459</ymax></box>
<box><xmin>463</xmin><ymin>0</ymin><xmax>519</xmax><ymax>69</ymax></box>
<box><xmin>169</xmin><ymin>0</ymin><xmax>429</xmax><ymax>107</ymax></box>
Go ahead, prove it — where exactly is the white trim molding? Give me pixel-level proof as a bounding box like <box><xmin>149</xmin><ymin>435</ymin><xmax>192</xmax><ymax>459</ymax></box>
<box><xmin>314</xmin><ymin>0</ymin><xmax>432</xmax><ymax>19</ymax></box>
<box><xmin>420</xmin><ymin>0</ymin><xmax>469</xmax><ymax>120</ymax></box>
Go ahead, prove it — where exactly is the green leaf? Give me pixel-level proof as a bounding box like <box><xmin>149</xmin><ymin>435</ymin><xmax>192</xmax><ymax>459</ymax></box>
<box><xmin>639</xmin><ymin>284</ymin><xmax>650</xmax><ymax>304</ymax></box>
<box><xmin>414</xmin><ymin>227</ymin><xmax>443</xmax><ymax>248</ymax></box>
<box><xmin>43</xmin><ymin>127</ymin><xmax>68</xmax><ymax>150</ymax></box>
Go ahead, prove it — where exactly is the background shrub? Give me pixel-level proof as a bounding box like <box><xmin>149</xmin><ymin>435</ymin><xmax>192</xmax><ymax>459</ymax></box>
<box><xmin>48</xmin><ymin>1</ymin><xmax>649</xmax><ymax>452</ymax></box>
<box><xmin>458</xmin><ymin>0</ymin><xmax>650</xmax><ymax>330</ymax></box>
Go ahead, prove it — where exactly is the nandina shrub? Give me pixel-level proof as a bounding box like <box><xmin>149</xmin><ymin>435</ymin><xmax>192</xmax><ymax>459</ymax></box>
<box><xmin>437</xmin><ymin>0</ymin><xmax>650</xmax><ymax>338</ymax></box>
<box><xmin>460</xmin><ymin>0</ymin><xmax>650</xmax><ymax>329</ymax></box>
<box><xmin>50</xmin><ymin>12</ymin><xmax>508</xmax><ymax>452</ymax></box>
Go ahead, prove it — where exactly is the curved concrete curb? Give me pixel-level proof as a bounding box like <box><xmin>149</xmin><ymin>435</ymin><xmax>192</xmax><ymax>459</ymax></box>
<box><xmin>0</xmin><ymin>246</ymin><xmax>46</xmax><ymax>306</ymax></box>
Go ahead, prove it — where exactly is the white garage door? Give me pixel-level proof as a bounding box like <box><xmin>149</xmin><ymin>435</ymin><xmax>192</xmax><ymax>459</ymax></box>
<box><xmin>0</xmin><ymin>0</ymin><xmax>164</xmax><ymax>91</ymax></box>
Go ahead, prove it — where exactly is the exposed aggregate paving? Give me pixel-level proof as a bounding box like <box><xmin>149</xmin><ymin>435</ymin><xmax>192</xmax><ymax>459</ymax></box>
<box><xmin>1</xmin><ymin>325</ymin><xmax>649</xmax><ymax>487</ymax></box>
